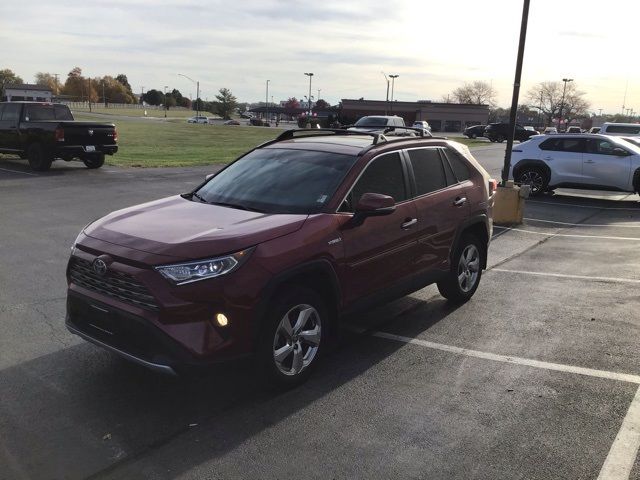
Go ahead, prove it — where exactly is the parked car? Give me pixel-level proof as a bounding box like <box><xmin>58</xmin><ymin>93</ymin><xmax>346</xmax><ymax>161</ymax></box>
<box><xmin>412</xmin><ymin>120</ymin><xmax>432</xmax><ymax>133</ymax></box>
<box><xmin>187</xmin><ymin>116</ymin><xmax>209</xmax><ymax>124</ymax></box>
<box><xmin>543</xmin><ymin>127</ymin><xmax>558</xmax><ymax>135</ymax></box>
<box><xmin>0</xmin><ymin>102</ymin><xmax>117</xmax><ymax>171</ymax></box>
<box><xmin>463</xmin><ymin>124</ymin><xmax>486</xmax><ymax>139</ymax></box>
<box><xmin>349</xmin><ymin>115</ymin><xmax>416</xmax><ymax>136</ymax></box>
<box><xmin>66</xmin><ymin>129</ymin><xmax>496</xmax><ymax>386</ymax></box>
<box><xmin>524</xmin><ymin>126</ymin><xmax>536</xmax><ymax>132</ymax></box>
<box><xmin>588</xmin><ymin>127</ymin><xmax>601</xmax><ymax>134</ymax></box>
<box><xmin>484</xmin><ymin>122</ymin><xmax>538</xmax><ymax>143</ymax></box>
<box><xmin>223</xmin><ymin>120</ymin><xmax>240</xmax><ymax>125</ymax></box>
<box><xmin>510</xmin><ymin>134</ymin><xmax>640</xmax><ymax>196</ymax></box>
<box><xmin>598</xmin><ymin>122</ymin><xmax>640</xmax><ymax>137</ymax></box>
<box><xmin>566</xmin><ymin>126</ymin><xmax>582</xmax><ymax>133</ymax></box>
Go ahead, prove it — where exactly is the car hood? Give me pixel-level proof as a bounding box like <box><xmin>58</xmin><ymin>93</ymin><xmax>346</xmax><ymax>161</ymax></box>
<box><xmin>84</xmin><ymin>195</ymin><xmax>308</xmax><ymax>260</ymax></box>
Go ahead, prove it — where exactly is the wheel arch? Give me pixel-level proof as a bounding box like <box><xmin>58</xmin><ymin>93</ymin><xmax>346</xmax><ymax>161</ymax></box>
<box><xmin>450</xmin><ymin>216</ymin><xmax>490</xmax><ymax>270</ymax></box>
<box><xmin>512</xmin><ymin>159</ymin><xmax>551</xmax><ymax>182</ymax></box>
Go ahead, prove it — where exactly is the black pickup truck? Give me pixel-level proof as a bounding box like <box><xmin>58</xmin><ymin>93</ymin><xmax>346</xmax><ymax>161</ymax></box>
<box><xmin>0</xmin><ymin>102</ymin><xmax>118</xmax><ymax>171</ymax></box>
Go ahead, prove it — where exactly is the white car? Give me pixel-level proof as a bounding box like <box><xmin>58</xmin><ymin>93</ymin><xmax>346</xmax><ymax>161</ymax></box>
<box><xmin>510</xmin><ymin>134</ymin><xmax>640</xmax><ymax>196</ymax></box>
<box><xmin>187</xmin><ymin>116</ymin><xmax>209</xmax><ymax>124</ymax></box>
<box><xmin>412</xmin><ymin>120</ymin><xmax>432</xmax><ymax>133</ymax></box>
<box><xmin>542</xmin><ymin>127</ymin><xmax>558</xmax><ymax>135</ymax></box>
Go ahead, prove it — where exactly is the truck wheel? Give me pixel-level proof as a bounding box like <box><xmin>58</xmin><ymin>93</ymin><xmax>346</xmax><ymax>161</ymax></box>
<box><xmin>27</xmin><ymin>144</ymin><xmax>53</xmax><ymax>171</ymax></box>
<box><xmin>83</xmin><ymin>153</ymin><xmax>105</xmax><ymax>169</ymax></box>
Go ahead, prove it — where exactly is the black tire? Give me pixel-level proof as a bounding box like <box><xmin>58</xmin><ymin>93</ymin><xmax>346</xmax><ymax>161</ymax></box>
<box><xmin>496</xmin><ymin>135</ymin><xmax>505</xmax><ymax>143</ymax></box>
<box><xmin>83</xmin><ymin>152</ymin><xmax>105</xmax><ymax>169</ymax></box>
<box><xmin>633</xmin><ymin>169</ymin><xmax>640</xmax><ymax>194</ymax></box>
<box><xmin>514</xmin><ymin>166</ymin><xmax>549</xmax><ymax>196</ymax></box>
<box><xmin>27</xmin><ymin>143</ymin><xmax>53</xmax><ymax>171</ymax></box>
<box><xmin>437</xmin><ymin>233</ymin><xmax>484</xmax><ymax>304</ymax></box>
<box><xmin>489</xmin><ymin>138</ymin><xmax>496</xmax><ymax>143</ymax></box>
<box><xmin>470</xmin><ymin>133</ymin><xmax>477</xmax><ymax>139</ymax></box>
<box><xmin>257</xmin><ymin>286</ymin><xmax>329</xmax><ymax>388</ymax></box>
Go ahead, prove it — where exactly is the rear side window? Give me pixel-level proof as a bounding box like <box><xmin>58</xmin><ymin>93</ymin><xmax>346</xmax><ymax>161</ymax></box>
<box><xmin>407</xmin><ymin>148</ymin><xmax>447</xmax><ymax>196</ymax></box>
<box><xmin>443</xmin><ymin>149</ymin><xmax>471</xmax><ymax>182</ymax></box>
<box><xmin>351</xmin><ymin>152</ymin><xmax>407</xmax><ymax>204</ymax></box>
<box><xmin>604</xmin><ymin>125</ymin><xmax>640</xmax><ymax>134</ymax></box>
<box><xmin>539</xmin><ymin>138</ymin><xmax>584</xmax><ymax>152</ymax></box>
<box><xmin>1</xmin><ymin>103</ymin><xmax>21</xmax><ymax>122</ymax></box>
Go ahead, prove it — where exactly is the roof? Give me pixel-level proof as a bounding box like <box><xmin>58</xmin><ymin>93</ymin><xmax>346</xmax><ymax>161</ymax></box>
<box><xmin>5</xmin><ymin>83</ymin><xmax>52</xmax><ymax>92</ymax></box>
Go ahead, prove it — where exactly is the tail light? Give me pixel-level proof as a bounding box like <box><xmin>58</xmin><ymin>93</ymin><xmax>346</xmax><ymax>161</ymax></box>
<box><xmin>112</xmin><ymin>128</ymin><xmax>118</xmax><ymax>143</ymax></box>
<box><xmin>489</xmin><ymin>179</ymin><xmax>498</xmax><ymax>195</ymax></box>
<box><xmin>54</xmin><ymin>127</ymin><xmax>64</xmax><ymax>142</ymax></box>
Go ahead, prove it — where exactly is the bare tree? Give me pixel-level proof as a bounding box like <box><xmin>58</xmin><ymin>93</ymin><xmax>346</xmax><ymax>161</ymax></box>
<box><xmin>525</xmin><ymin>81</ymin><xmax>590</xmax><ymax>126</ymax></box>
<box><xmin>450</xmin><ymin>81</ymin><xmax>496</xmax><ymax>106</ymax></box>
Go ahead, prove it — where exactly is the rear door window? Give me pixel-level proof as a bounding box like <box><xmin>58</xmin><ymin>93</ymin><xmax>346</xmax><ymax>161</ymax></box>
<box><xmin>407</xmin><ymin>148</ymin><xmax>447</xmax><ymax>196</ymax></box>
<box><xmin>540</xmin><ymin>138</ymin><xmax>585</xmax><ymax>152</ymax></box>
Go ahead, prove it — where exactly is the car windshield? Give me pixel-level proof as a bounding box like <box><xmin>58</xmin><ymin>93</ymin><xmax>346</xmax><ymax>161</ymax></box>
<box><xmin>194</xmin><ymin>148</ymin><xmax>358</xmax><ymax>214</ymax></box>
<box><xmin>355</xmin><ymin>117</ymin><xmax>388</xmax><ymax>126</ymax></box>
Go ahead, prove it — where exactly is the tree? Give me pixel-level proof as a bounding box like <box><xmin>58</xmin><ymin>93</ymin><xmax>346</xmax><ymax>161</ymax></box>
<box><xmin>450</xmin><ymin>81</ymin><xmax>496</xmax><ymax>106</ymax></box>
<box><xmin>525</xmin><ymin>81</ymin><xmax>590</xmax><ymax>126</ymax></box>
<box><xmin>143</xmin><ymin>89</ymin><xmax>163</xmax><ymax>106</ymax></box>
<box><xmin>314</xmin><ymin>99</ymin><xmax>329</xmax><ymax>110</ymax></box>
<box><xmin>215</xmin><ymin>87</ymin><xmax>238</xmax><ymax>119</ymax></box>
<box><xmin>164</xmin><ymin>95</ymin><xmax>176</xmax><ymax>109</ymax></box>
<box><xmin>283</xmin><ymin>97</ymin><xmax>300</xmax><ymax>115</ymax></box>
<box><xmin>115</xmin><ymin>74</ymin><xmax>133</xmax><ymax>94</ymax></box>
<box><xmin>96</xmin><ymin>76</ymin><xmax>136</xmax><ymax>104</ymax></box>
<box><xmin>0</xmin><ymin>69</ymin><xmax>23</xmax><ymax>97</ymax></box>
<box><xmin>61</xmin><ymin>67</ymin><xmax>97</xmax><ymax>102</ymax></box>
<box><xmin>35</xmin><ymin>72</ymin><xmax>59</xmax><ymax>93</ymax></box>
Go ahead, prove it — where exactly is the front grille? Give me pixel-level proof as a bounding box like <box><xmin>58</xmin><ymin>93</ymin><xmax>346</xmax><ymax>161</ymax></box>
<box><xmin>69</xmin><ymin>257</ymin><xmax>159</xmax><ymax>310</ymax></box>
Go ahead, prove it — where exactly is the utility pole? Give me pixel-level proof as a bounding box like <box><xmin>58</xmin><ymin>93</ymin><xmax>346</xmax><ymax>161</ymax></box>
<box><xmin>102</xmin><ymin>80</ymin><xmax>106</xmax><ymax>107</ymax></box>
<box><xmin>304</xmin><ymin>73</ymin><xmax>314</xmax><ymax>118</ymax></box>
<box><xmin>141</xmin><ymin>86</ymin><xmax>145</xmax><ymax>106</ymax></box>
<box><xmin>266</xmin><ymin>79</ymin><xmax>270</xmax><ymax>123</ymax></box>
<box><xmin>178</xmin><ymin>74</ymin><xmax>199</xmax><ymax>118</ymax></box>
<box><xmin>53</xmin><ymin>73</ymin><xmax>60</xmax><ymax>96</ymax></box>
<box><xmin>557</xmin><ymin>78</ymin><xmax>573</xmax><ymax>129</ymax></box>
<box><xmin>164</xmin><ymin>86</ymin><xmax>168</xmax><ymax>118</ymax></box>
<box><xmin>317</xmin><ymin>89</ymin><xmax>321</xmax><ymax>101</ymax></box>
<box><xmin>389</xmin><ymin>74</ymin><xmax>399</xmax><ymax>113</ymax></box>
<box><xmin>501</xmin><ymin>0</ymin><xmax>530</xmax><ymax>185</ymax></box>
<box><xmin>88</xmin><ymin>77</ymin><xmax>92</xmax><ymax>112</ymax></box>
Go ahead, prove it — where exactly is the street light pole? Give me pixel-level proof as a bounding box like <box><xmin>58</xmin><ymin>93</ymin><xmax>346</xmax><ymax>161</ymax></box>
<box><xmin>389</xmin><ymin>74</ymin><xmax>399</xmax><ymax>113</ymax></box>
<box><xmin>381</xmin><ymin>71</ymin><xmax>390</xmax><ymax>115</ymax></box>
<box><xmin>558</xmin><ymin>78</ymin><xmax>573</xmax><ymax>129</ymax></box>
<box><xmin>266</xmin><ymin>80</ymin><xmax>270</xmax><ymax>124</ymax></box>
<box><xmin>164</xmin><ymin>86</ymin><xmax>168</xmax><ymax>118</ymax></box>
<box><xmin>304</xmin><ymin>73</ymin><xmax>314</xmax><ymax>117</ymax></box>
<box><xmin>178</xmin><ymin>74</ymin><xmax>200</xmax><ymax>118</ymax></box>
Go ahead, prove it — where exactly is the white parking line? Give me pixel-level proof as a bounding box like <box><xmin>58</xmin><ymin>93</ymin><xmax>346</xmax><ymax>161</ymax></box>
<box><xmin>491</xmin><ymin>268</ymin><xmax>640</xmax><ymax>285</ymax></box>
<box><xmin>597</xmin><ymin>386</ymin><xmax>640</xmax><ymax>480</ymax></box>
<box><xmin>527</xmin><ymin>200</ymin><xmax>639</xmax><ymax>211</ymax></box>
<box><xmin>0</xmin><ymin>167</ymin><xmax>37</xmax><ymax>176</ymax></box>
<box><xmin>524</xmin><ymin>218</ymin><xmax>640</xmax><ymax>228</ymax></box>
<box><xmin>372</xmin><ymin>331</ymin><xmax>640</xmax><ymax>384</ymax></box>
<box><xmin>494</xmin><ymin>226</ymin><xmax>640</xmax><ymax>242</ymax></box>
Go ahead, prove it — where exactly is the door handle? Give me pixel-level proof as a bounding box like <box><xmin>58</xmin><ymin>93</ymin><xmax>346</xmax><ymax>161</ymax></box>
<box><xmin>585</xmin><ymin>159</ymin><xmax>595</xmax><ymax>164</ymax></box>
<box><xmin>543</xmin><ymin>156</ymin><xmax>553</xmax><ymax>161</ymax></box>
<box><xmin>401</xmin><ymin>218</ymin><xmax>418</xmax><ymax>229</ymax></box>
<box><xmin>453</xmin><ymin>197</ymin><xmax>467</xmax><ymax>206</ymax></box>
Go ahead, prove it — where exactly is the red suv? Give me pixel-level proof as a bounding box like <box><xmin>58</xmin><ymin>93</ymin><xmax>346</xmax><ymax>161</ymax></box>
<box><xmin>66</xmin><ymin>129</ymin><xmax>495</xmax><ymax>386</ymax></box>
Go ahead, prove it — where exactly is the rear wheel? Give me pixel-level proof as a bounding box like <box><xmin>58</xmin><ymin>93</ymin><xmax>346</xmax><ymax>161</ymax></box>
<box><xmin>27</xmin><ymin>143</ymin><xmax>53</xmax><ymax>171</ymax></box>
<box><xmin>470</xmin><ymin>133</ymin><xmax>477</xmax><ymax>139</ymax></box>
<box><xmin>515</xmin><ymin>166</ymin><xmax>548</xmax><ymax>196</ymax></box>
<box><xmin>257</xmin><ymin>287</ymin><xmax>328</xmax><ymax>388</ymax></box>
<box><xmin>83</xmin><ymin>152</ymin><xmax>105</xmax><ymax>169</ymax></box>
<box><xmin>496</xmin><ymin>135</ymin><xmax>505</xmax><ymax>143</ymax></box>
<box><xmin>438</xmin><ymin>234</ymin><xmax>484</xmax><ymax>303</ymax></box>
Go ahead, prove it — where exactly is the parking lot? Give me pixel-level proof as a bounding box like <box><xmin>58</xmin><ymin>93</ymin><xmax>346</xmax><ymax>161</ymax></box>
<box><xmin>1</xmin><ymin>148</ymin><xmax>640</xmax><ymax>479</ymax></box>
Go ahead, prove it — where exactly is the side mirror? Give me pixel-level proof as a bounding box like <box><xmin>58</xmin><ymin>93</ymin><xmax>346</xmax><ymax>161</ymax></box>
<box><xmin>205</xmin><ymin>173</ymin><xmax>215</xmax><ymax>181</ymax></box>
<box><xmin>612</xmin><ymin>147</ymin><xmax>629</xmax><ymax>157</ymax></box>
<box><xmin>350</xmin><ymin>193</ymin><xmax>395</xmax><ymax>226</ymax></box>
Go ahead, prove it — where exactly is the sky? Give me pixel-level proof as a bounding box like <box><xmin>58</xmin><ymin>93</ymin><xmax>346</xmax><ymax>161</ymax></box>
<box><xmin>2</xmin><ymin>0</ymin><xmax>639</xmax><ymax>113</ymax></box>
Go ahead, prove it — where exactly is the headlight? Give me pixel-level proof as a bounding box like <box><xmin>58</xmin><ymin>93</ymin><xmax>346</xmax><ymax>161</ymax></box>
<box><xmin>155</xmin><ymin>247</ymin><xmax>254</xmax><ymax>285</ymax></box>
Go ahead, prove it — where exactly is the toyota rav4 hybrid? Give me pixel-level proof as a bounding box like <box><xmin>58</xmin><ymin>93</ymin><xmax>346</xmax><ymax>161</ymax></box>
<box><xmin>66</xmin><ymin>129</ymin><xmax>495</xmax><ymax>386</ymax></box>
<box><xmin>510</xmin><ymin>134</ymin><xmax>640</xmax><ymax>196</ymax></box>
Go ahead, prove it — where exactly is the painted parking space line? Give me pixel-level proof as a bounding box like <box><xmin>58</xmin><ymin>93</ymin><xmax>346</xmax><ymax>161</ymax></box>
<box><xmin>491</xmin><ymin>226</ymin><xmax>512</xmax><ymax>239</ymax></box>
<box><xmin>372</xmin><ymin>331</ymin><xmax>640</xmax><ymax>384</ymax></box>
<box><xmin>0</xmin><ymin>167</ymin><xmax>37</xmax><ymax>176</ymax></box>
<box><xmin>527</xmin><ymin>200</ymin><xmax>640</xmax><ymax>211</ymax></box>
<box><xmin>490</xmin><ymin>268</ymin><xmax>640</xmax><ymax>285</ymax></box>
<box><xmin>524</xmin><ymin>218</ymin><xmax>640</xmax><ymax>228</ymax></box>
<box><xmin>494</xmin><ymin>226</ymin><xmax>640</xmax><ymax>242</ymax></box>
<box><xmin>597</xmin><ymin>386</ymin><xmax>640</xmax><ymax>480</ymax></box>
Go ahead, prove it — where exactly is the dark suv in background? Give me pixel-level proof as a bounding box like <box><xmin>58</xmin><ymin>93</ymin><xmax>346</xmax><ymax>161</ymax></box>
<box><xmin>484</xmin><ymin>122</ymin><xmax>538</xmax><ymax>143</ymax></box>
<box><xmin>66</xmin><ymin>129</ymin><xmax>495</xmax><ymax>386</ymax></box>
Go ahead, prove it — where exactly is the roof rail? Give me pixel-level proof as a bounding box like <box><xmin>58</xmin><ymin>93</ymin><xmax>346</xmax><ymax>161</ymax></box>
<box><xmin>272</xmin><ymin>128</ymin><xmax>388</xmax><ymax>145</ymax></box>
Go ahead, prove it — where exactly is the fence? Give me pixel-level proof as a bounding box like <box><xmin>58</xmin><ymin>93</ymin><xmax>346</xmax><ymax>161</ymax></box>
<box><xmin>60</xmin><ymin>101</ymin><xmax>191</xmax><ymax>111</ymax></box>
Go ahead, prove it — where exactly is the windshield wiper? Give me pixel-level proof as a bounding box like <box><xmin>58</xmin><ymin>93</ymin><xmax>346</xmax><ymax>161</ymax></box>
<box><xmin>191</xmin><ymin>192</ymin><xmax>208</xmax><ymax>203</ymax></box>
<box><xmin>210</xmin><ymin>201</ymin><xmax>265</xmax><ymax>213</ymax></box>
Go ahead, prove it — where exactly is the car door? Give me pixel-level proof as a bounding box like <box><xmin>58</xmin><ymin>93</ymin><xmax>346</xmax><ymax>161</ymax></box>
<box><xmin>583</xmin><ymin>138</ymin><xmax>633</xmax><ymax>190</ymax></box>
<box><xmin>538</xmin><ymin>137</ymin><xmax>585</xmax><ymax>185</ymax></box>
<box><xmin>339</xmin><ymin>151</ymin><xmax>419</xmax><ymax>304</ymax></box>
<box><xmin>404</xmin><ymin>147</ymin><xmax>469</xmax><ymax>274</ymax></box>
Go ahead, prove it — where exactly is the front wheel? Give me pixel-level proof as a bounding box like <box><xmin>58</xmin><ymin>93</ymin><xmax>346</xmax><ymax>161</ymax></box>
<box><xmin>257</xmin><ymin>287</ymin><xmax>328</xmax><ymax>388</ymax></box>
<box><xmin>83</xmin><ymin>152</ymin><xmax>105</xmax><ymax>169</ymax></box>
<box><xmin>515</xmin><ymin>167</ymin><xmax>548</xmax><ymax>196</ymax></box>
<box><xmin>438</xmin><ymin>234</ymin><xmax>484</xmax><ymax>304</ymax></box>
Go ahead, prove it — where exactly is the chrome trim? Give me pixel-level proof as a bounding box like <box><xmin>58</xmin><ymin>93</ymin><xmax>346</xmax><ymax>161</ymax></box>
<box><xmin>67</xmin><ymin>324</ymin><xmax>177</xmax><ymax>376</ymax></box>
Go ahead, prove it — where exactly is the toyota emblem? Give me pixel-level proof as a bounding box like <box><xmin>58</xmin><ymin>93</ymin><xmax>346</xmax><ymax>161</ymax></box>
<box><xmin>88</xmin><ymin>129</ymin><xmax>94</xmax><ymax>136</ymax></box>
<box><xmin>92</xmin><ymin>258</ymin><xmax>107</xmax><ymax>276</ymax></box>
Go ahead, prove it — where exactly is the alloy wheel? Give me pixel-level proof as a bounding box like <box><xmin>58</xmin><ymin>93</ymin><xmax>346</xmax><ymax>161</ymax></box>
<box><xmin>457</xmin><ymin>245</ymin><xmax>480</xmax><ymax>293</ymax></box>
<box><xmin>519</xmin><ymin>170</ymin><xmax>544</xmax><ymax>194</ymax></box>
<box><xmin>272</xmin><ymin>304</ymin><xmax>321</xmax><ymax>376</ymax></box>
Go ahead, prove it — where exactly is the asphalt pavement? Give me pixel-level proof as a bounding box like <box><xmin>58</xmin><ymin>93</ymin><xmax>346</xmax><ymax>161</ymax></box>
<box><xmin>1</xmin><ymin>145</ymin><xmax>640</xmax><ymax>480</ymax></box>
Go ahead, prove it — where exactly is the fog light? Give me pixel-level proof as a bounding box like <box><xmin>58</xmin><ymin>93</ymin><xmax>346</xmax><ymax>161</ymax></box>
<box><xmin>215</xmin><ymin>313</ymin><xmax>229</xmax><ymax>327</ymax></box>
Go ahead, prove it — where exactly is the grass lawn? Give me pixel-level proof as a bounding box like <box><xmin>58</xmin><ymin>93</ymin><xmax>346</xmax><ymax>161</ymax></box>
<box><xmin>451</xmin><ymin>137</ymin><xmax>493</xmax><ymax>148</ymax></box>
<box><xmin>74</xmin><ymin>113</ymin><xmax>282</xmax><ymax>167</ymax></box>
<box><xmin>72</xmin><ymin>106</ymin><xmax>214</xmax><ymax>119</ymax></box>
